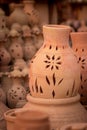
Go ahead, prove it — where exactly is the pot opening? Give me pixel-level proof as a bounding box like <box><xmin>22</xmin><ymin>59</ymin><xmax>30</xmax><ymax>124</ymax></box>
<box><xmin>43</xmin><ymin>24</ymin><xmax>71</xmax><ymax>30</ymax></box>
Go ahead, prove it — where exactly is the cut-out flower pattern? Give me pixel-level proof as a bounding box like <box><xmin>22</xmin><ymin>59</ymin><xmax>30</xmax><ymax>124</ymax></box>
<box><xmin>44</xmin><ymin>54</ymin><xmax>62</xmax><ymax>70</ymax></box>
<box><xmin>78</xmin><ymin>57</ymin><xmax>86</xmax><ymax>69</ymax></box>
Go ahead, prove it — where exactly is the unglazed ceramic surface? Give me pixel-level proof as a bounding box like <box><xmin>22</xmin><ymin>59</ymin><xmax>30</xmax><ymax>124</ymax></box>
<box><xmin>24</xmin><ymin>94</ymin><xmax>87</xmax><ymax>130</ymax></box>
<box><xmin>71</xmin><ymin>32</ymin><xmax>87</xmax><ymax>105</ymax></box>
<box><xmin>29</xmin><ymin>25</ymin><xmax>80</xmax><ymax>99</ymax></box>
<box><xmin>14</xmin><ymin>109</ymin><xmax>50</xmax><ymax>130</ymax></box>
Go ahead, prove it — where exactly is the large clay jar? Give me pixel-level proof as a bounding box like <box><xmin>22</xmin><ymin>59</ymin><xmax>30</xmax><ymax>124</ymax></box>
<box><xmin>29</xmin><ymin>25</ymin><xmax>80</xmax><ymax>99</ymax></box>
<box><xmin>71</xmin><ymin>32</ymin><xmax>87</xmax><ymax>106</ymax></box>
<box><xmin>14</xmin><ymin>109</ymin><xmax>50</xmax><ymax>130</ymax></box>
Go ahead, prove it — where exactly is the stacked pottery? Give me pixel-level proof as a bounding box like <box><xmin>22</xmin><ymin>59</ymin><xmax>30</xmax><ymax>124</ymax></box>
<box><xmin>24</xmin><ymin>25</ymin><xmax>87</xmax><ymax>130</ymax></box>
<box><xmin>71</xmin><ymin>32</ymin><xmax>87</xmax><ymax>107</ymax></box>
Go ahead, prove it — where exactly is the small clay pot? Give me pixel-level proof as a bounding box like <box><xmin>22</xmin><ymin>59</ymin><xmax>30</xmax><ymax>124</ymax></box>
<box><xmin>14</xmin><ymin>109</ymin><xmax>50</xmax><ymax>130</ymax></box>
<box><xmin>4</xmin><ymin>109</ymin><xmax>16</xmax><ymax>130</ymax></box>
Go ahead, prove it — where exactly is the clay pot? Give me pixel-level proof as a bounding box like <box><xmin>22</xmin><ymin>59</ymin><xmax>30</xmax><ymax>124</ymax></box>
<box><xmin>14</xmin><ymin>109</ymin><xmax>50</xmax><ymax>130</ymax></box>
<box><xmin>29</xmin><ymin>25</ymin><xmax>80</xmax><ymax>99</ymax></box>
<box><xmin>24</xmin><ymin>94</ymin><xmax>87</xmax><ymax>130</ymax></box>
<box><xmin>4</xmin><ymin>109</ymin><xmax>50</xmax><ymax>130</ymax></box>
<box><xmin>7</xmin><ymin>77</ymin><xmax>27</xmax><ymax>108</ymax></box>
<box><xmin>70</xmin><ymin>32</ymin><xmax>87</xmax><ymax>105</ymax></box>
<box><xmin>4</xmin><ymin>109</ymin><xmax>16</xmax><ymax>130</ymax></box>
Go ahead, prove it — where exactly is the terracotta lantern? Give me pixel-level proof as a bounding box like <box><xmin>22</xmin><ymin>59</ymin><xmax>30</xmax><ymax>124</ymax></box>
<box><xmin>24</xmin><ymin>25</ymin><xmax>87</xmax><ymax>130</ymax></box>
<box><xmin>29</xmin><ymin>25</ymin><xmax>80</xmax><ymax>99</ymax></box>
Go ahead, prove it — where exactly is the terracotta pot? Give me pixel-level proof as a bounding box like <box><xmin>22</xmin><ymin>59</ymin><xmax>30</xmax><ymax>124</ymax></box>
<box><xmin>24</xmin><ymin>94</ymin><xmax>87</xmax><ymax>130</ymax></box>
<box><xmin>4</xmin><ymin>108</ymin><xmax>22</xmax><ymax>130</ymax></box>
<box><xmin>60</xmin><ymin>123</ymin><xmax>87</xmax><ymax>130</ymax></box>
<box><xmin>29</xmin><ymin>25</ymin><xmax>80</xmax><ymax>99</ymax></box>
<box><xmin>70</xmin><ymin>32</ymin><xmax>87</xmax><ymax>105</ymax></box>
<box><xmin>4</xmin><ymin>109</ymin><xmax>16</xmax><ymax>130</ymax></box>
<box><xmin>14</xmin><ymin>109</ymin><xmax>50</xmax><ymax>130</ymax></box>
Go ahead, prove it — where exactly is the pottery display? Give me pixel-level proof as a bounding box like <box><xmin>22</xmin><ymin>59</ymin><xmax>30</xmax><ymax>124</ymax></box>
<box><xmin>28</xmin><ymin>25</ymin><xmax>80</xmax><ymax>99</ymax></box>
<box><xmin>71</xmin><ymin>32</ymin><xmax>87</xmax><ymax>106</ymax></box>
